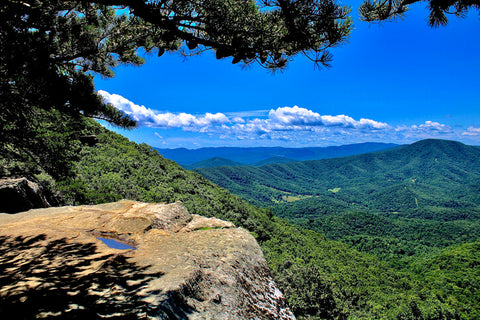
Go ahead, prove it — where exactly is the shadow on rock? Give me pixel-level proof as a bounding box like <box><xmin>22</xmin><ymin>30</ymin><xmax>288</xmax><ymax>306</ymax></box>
<box><xmin>0</xmin><ymin>235</ymin><xmax>194</xmax><ymax>319</ymax></box>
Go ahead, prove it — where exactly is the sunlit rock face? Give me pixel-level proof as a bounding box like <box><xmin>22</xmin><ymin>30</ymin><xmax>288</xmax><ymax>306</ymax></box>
<box><xmin>0</xmin><ymin>200</ymin><xmax>295</xmax><ymax>319</ymax></box>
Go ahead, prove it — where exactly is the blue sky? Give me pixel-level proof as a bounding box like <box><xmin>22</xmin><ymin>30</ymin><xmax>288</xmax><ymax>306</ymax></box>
<box><xmin>94</xmin><ymin>1</ymin><xmax>480</xmax><ymax>149</ymax></box>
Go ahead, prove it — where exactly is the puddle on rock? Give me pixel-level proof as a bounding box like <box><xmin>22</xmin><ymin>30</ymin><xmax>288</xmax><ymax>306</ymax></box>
<box><xmin>97</xmin><ymin>237</ymin><xmax>136</xmax><ymax>250</ymax></box>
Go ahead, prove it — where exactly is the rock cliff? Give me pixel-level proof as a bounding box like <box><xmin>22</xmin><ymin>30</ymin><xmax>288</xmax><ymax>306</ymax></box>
<box><xmin>0</xmin><ymin>200</ymin><xmax>295</xmax><ymax>319</ymax></box>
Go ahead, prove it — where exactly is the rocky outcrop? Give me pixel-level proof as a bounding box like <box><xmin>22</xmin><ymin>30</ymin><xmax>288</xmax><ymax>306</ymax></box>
<box><xmin>0</xmin><ymin>178</ymin><xmax>50</xmax><ymax>213</ymax></box>
<box><xmin>0</xmin><ymin>200</ymin><xmax>295</xmax><ymax>319</ymax></box>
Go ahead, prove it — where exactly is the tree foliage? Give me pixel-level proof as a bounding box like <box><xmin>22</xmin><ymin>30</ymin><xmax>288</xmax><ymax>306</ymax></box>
<box><xmin>77</xmin><ymin>0</ymin><xmax>352</xmax><ymax>69</ymax></box>
<box><xmin>195</xmin><ymin>139</ymin><xmax>480</xmax><ymax>262</ymax></box>
<box><xmin>0</xmin><ymin>0</ymin><xmax>139</xmax><ymax>126</ymax></box>
<box><xmin>0</xmin><ymin>0</ymin><xmax>351</xmax><ymax>178</ymax></box>
<box><xmin>359</xmin><ymin>0</ymin><xmax>480</xmax><ymax>27</ymax></box>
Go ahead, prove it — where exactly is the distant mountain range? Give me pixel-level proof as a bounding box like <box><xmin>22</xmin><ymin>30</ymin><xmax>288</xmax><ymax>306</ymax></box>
<box><xmin>195</xmin><ymin>139</ymin><xmax>480</xmax><ymax>216</ymax></box>
<box><xmin>155</xmin><ymin>142</ymin><xmax>399</xmax><ymax>168</ymax></box>
<box><xmin>185</xmin><ymin>157</ymin><xmax>244</xmax><ymax>170</ymax></box>
<box><xmin>184</xmin><ymin>156</ymin><xmax>299</xmax><ymax>170</ymax></box>
<box><xmin>194</xmin><ymin>139</ymin><xmax>480</xmax><ymax>259</ymax></box>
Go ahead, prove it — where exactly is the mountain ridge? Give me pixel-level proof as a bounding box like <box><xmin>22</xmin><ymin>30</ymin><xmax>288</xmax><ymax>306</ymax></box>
<box><xmin>194</xmin><ymin>139</ymin><xmax>480</xmax><ymax>259</ymax></box>
<box><xmin>185</xmin><ymin>157</ymin><xmax>245</xmax><ymax>170</ymax></box>
<box><xmin>195</xmin><ymin>139</ymin><xmax>480</xmax><ymax>208</ymax></box>
<box><xmin>156</xmin><ymin>142</ymin><xmax>399</xmax><ymax>165</ymax></box>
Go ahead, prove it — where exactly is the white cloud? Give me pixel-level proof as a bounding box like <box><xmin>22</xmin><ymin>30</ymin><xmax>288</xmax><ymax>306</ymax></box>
<box><xmin>415</xmin><ymin>121</ymin><xmax>452</xmax><ymax>133</ymax></box>
<box><xmin>462</xmin><ymin>126</ymin><xmax>480</xmax><ymax>136</ymax></box>
<box><xmin>232</xmin><ymin>117</ymin><xmax>246</xmax><ymax>123</ymax></box>
<box><xmin>269</xmin><ymin>106</ymin><xmax>322</xmax><ymax>125</ymax></box>
<box><xmin>357</xmin><ymin>118</ymin><xmax>390</xmax><ymax>129</ymax></box>
<box><xmin>98</xmin><ymin>90</ymin><xmax>229</xmax><ymax>129</ymax></box>
<box><xmin>98</xmin><ymin>90</ymin><xmax>471</xmax><ymax>146</ymax></box>
<box><xmin>268</xmin><ymin>106</ymin><xmax>389</xmax><ymax>129</ymax></box>
<box><xmin>395</xmin><ymin>121</ymin><xmax>453</xmax><ymax>137</ymax></box>
<box><xmin>390</xmin><ymin>120</ymin><xmax>457</xmax><ymax>144</ymax></box>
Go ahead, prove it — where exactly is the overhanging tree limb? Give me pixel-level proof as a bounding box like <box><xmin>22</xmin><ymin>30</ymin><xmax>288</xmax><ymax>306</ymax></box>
<box><xmin>359</xmin><ymin>0</ymin><xmax>479</xmax><ymax>26</ymax></box>
<box><xmin>74</xmin><ymin>0</ymin><xmax>352</xmax><ymax>70</ymax></box>
<box><xmin>1</xmin><ymin>0</ymin><xmax>352</xmax><ymax>132</ymax></box>
<box><xmin>0</xmin><ymin>0</ymin><xmax>352</xmax><ymax>176</ymax></box>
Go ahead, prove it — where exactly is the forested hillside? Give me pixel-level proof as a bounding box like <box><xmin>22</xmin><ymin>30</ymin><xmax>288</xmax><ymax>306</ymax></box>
<box><xmin>195</xmin><ymin>140</ymin><xmax>480</xmax><ymax>261</ymax></box>
<box><xmin>196</xmin><ymin>139</ymin><xmax>480</xmax><ymax>210</ymax></box>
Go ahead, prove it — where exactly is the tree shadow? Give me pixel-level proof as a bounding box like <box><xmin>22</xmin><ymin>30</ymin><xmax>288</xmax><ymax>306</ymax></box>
<box><xmin>0</xmin><ymin>234</ymin><xmax>195</xmax><ymax>319</ymax></box>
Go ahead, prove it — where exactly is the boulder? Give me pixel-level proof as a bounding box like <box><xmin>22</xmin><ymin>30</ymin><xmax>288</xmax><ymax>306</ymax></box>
<box><xmin>0</xmin><ymin>200</ymin><xmax>295</xmax><ymax>319</ymax></box>
<box><xmin>0</xmin><ymin>178</ymin><xmax>50</xmax><ymax>213</ymax></box>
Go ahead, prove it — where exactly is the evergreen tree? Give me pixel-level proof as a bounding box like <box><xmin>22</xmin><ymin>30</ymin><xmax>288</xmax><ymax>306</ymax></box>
<box><xmin>359</xmin><ymin>0</ymin><xmax>480</xmax><ymax>27</ymax></box>
<box><xmin>0</xmin><ymin>0</ymin><xmax>351</xmax><ymax>177</ymax></box>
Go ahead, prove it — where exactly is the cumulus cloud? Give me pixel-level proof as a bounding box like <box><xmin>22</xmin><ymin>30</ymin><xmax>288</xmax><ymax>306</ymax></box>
<box><xmin>390</xmin><ymin>120</ymin><xmax>457</xmax><ymax>144</ymax></box>
<box><xmin>269</xmin><ymin>106</ymin><xmax>322</xmax><ymax>125</ymax></box>
<box><xmin>268</xmin><ymin>106</ymin><xmax>389</xmax><ymax>129</ymax></box>
<box><xmin>98</xmin><ymin>90</ymin><xmax>229</xmax><ymax>129</ymax></box>
<box><xmin>98</xmin><ymin>90</ymin><xmax>471</xmax><ymax>146</ymax></box>
<box><xmin>231</xmin><ymin>117</ymin><xmax>246</xmax><ymax>123</ymax></box>
<box><xmin>415</xmin><ymin>121</ymin><xmax>452</xmax><ymax>133</ymax></box>
<box><xmin>222</xmin><ymin>106</ymin><xmax>389</xmax><ymax>138</ymax></box>
<box><xmin>462</xmin><ymin>126</ymin><xmax>480</xmax><ymax>136</ymax></box>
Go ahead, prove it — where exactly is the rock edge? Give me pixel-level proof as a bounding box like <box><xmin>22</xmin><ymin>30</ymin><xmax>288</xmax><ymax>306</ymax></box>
<box><xmin>0</xmin><ymin>200</ymin><xmax>295</xmax><ymax>319</ymax></box>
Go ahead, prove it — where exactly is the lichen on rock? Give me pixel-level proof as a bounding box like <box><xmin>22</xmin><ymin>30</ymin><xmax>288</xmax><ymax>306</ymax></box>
<box><xmin>0</xmin><ymin>200</ymin><xmax>295</xmax><ymax>319</ymax></box>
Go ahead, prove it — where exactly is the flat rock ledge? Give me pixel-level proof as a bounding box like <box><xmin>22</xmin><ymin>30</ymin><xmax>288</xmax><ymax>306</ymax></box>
<box><xmin>0</xmin><ymin>200</ymin><xmax>295</xmax><ymax>319</ymax></box>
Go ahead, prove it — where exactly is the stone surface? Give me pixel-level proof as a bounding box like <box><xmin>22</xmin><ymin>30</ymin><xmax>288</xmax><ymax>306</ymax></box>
<box><xmin>0</xmin><ymin>200</ymin><xmax>295</xmax><ymax>319</ymax></box>
<box><xmin>0</xmin><ymin>177</ymin><xmax>50</xmax><ymax>213</ymax></box>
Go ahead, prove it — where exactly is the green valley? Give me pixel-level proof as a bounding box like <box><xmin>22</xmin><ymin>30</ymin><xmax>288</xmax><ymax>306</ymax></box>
<box><xmin>195</xmin><ymin>140</ymin><xmax>480</xmax><ymax>260</ymax></box>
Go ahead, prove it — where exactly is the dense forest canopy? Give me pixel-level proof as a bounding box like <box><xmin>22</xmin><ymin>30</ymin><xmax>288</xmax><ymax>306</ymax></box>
<box><xmin>195</xmin><ymin>139</ymin><xmax>480</xmax><ymax>259</ymax></box>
